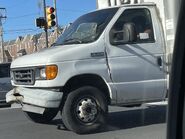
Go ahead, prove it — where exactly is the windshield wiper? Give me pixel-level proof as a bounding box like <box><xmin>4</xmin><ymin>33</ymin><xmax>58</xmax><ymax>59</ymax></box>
<box><xmin>63</xmin><ymin>38</ymin><xmax>83</xmax><ymax>44</ymax></box>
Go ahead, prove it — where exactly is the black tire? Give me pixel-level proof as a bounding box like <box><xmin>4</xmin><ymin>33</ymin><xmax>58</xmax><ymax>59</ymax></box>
<box><xmin>25</xmin><ymin>108</ymin><xmax>59</xmax><ymax>123</ymax></box>
<box><xmin>61</xmin><ymin>86</ymin><xmax>108</xmax><ymax>134</ymax></box>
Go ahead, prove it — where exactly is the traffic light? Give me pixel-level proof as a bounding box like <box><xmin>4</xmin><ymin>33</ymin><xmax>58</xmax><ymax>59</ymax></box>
<box><xmin>35</xmin><ymin>17</ymin><xmax>46</xmax><ymax>28</ymax></box>
<box><xmin>46</xmin><ymin>6</ymin><xmax>56</xmax><ymax>28</ymax></box>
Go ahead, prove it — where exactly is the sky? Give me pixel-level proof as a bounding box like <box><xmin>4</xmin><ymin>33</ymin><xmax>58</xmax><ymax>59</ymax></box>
<box><xmin>0</xmin><ymin>0</ymin><xmax>96</xmax><ymax>41</ymax></box>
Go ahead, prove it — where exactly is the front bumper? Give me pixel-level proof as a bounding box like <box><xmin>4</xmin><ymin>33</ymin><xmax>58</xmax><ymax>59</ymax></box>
<box><xmin>6</xmin><ymin>87</ymin><xmax>63</xmax><ymax>109</ymax></box>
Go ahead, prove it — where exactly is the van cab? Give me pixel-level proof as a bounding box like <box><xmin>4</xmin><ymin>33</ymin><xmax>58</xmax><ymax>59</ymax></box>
<box><xmin>6</xmin><ymin>3</ymin><xmax>169</xmax><ymax>133</ymax></box>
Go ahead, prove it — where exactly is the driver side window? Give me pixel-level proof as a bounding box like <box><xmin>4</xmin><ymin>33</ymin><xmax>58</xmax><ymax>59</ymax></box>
<box><xmin>110</xmin><ymin>8</ymin><xmax>154</xmax><ymax>45</ymax></box>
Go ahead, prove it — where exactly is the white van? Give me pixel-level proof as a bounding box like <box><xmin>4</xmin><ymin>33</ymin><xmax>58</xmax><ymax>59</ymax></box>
<box><xmin>6</xmin><ymin>2</ymin><xmax>174</xmax><ymax>133</ymax></box>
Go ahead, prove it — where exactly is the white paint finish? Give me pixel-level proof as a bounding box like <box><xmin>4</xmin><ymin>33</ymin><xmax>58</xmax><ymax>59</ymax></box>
<box><xmin>9</xmin><ymin>4</ymin><xmax>169</xmax><ymax>109</ymax></box>
<box><xmin>109</xmin><ymin>79</ymin><xmax>166</xmax><ymax>85</ymax></box>
<box><xmin>97</xmin><ymin>0</ymin><xmax>122</xmax><ymax>9</ymax></box>
<box><xmin>166</xmin><ymin>35</ymin><xmax>175</xmax><ymax>41</ymax></box>
<box><xmin>11</xmin><ymin>103</ymin><xmax>21</xmax><ymax>108</ymax></box>
<box><xmin>146</xmin><ymin>100</ymin><xmax>167</xmax><ymax>105</ymax></box>
<box><xmin>166</xmin><ymin>19</ymin><xmax>174</xmax><ymax>30</ymax></box>
<box><xmin>22</xmin><ymin>104</ymin><xmax>45</xmax><ymax>114</ymax></box>
<box><xmin>96</xmin><ymin>0</ymin><xmax>175</xmax><ymax>55</ymax></box>
<box><xmin>104</xmin><ymin>6</ymin><xmax>166</xmax><ymax>103</ymax></box>
<box><xmin>6</xmin><ymin>87</ymin><xmax>63</xmax><ymax>108</ymax></box>
<box><xmin>97</xmin><ymin>0</ymin><xmax>110</xmax><ymax>9</ymax></box>
<box><xmin>112</xmin><ymin>80</ymin><xmax>166</xmax><ymax>103</ymax></box>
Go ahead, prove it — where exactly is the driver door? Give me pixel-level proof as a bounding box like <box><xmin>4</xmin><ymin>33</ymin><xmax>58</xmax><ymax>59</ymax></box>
<box><xmin>106</xmin><ymin>7</ymin><xmax>166</xmax><ymax>104</ymax></box>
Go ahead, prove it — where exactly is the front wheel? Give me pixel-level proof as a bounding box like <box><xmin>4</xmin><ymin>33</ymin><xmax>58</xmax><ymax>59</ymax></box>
<box><xmin>61</xmin><ymin>86</ymin><xmax>108</xmax><ymax>134</ymax></box>
<box><xmin>25</xmin><ymin>108</ymin><xmax>59</xmax><ymax>123</ymax></box>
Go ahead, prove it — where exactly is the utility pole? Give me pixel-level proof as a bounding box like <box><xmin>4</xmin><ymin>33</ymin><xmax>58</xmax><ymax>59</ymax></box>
<box><xmin>53</xmin><ymin>0</ymin><xmax>59</xmax><ymax>38</ymax></box>
<box><xmin>43</xmin><ymin>0</ymin><xmax>49</xmax><ymax>48</ymax></box>
<box><xmin>0</xmin><ymin>8</ymin><xmax>6</xmax><ymax>63</ymax></box>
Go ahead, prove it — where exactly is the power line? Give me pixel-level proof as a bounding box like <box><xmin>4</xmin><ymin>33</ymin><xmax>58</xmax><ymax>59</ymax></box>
<box><xmin>7</xmin><ymin>9</ymin><xmax>86</xmax><ymax>21</ymax></box>
<box><xmin>6</xmin><ymin>24</ymin><xmax>35</xmax><ymax>27</ymax></box>
<box><xmin>4</xmin><ymin>31</ymin><xmax>40</xmax><ymax>34</ymax></box>
<box><xmin>3</xmin><ymin>30</ymin><xmax>41</xmax><ymax>35</ymax></box>
<box><xmin>3</xmin><ymin>28</ymin><xmax>40</xmax><ymax>34</ymax></box>
<box><xmin>3</xmin><ymin>28</ymin><xmax>40</xmax><ymax>33</ymax></box>
<box><xmin>4</xmin><ymin>28</ymin><xmax>39</xmax><ymax>32</ymax></box>
<box><xmin>8</xmin><ymin>12</ymin><xmax>40</xmax><ymax>19</ymax></box>
<box><xmin>60</xmin><ymin>8</ymin><xmax>88</xmax><ymax>13</ymax></box>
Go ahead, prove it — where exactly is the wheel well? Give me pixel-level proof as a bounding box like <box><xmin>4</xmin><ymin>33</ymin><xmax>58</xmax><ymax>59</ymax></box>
<box><xmin>62</xmin><ymin>74</ymin><xmax>111</xmax><ymax>105</ymax></box>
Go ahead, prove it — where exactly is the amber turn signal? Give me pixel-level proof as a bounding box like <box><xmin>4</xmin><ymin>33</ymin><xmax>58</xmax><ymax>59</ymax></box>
<box><xmin>45</xmin><ymin>65</ymin><xmax>58</xmax><ymax>80</ymax></box>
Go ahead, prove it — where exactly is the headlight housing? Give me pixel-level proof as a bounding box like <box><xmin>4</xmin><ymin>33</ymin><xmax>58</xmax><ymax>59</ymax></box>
<box><xmin>35</xmin><ymin>65</ymin><xmax>58</xmax><ymax>80</ymax></box>
<box><xmin>40</xmin><ymin>68</ymin><xmax>47</xmax><ymax>79</ymax></box>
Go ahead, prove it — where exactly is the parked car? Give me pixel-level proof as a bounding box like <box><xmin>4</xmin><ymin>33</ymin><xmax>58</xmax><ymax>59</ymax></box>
<box><xmin>0</xmin><ymin>63</ymin><xmax>12</xmax><ymax>106</ymax></box>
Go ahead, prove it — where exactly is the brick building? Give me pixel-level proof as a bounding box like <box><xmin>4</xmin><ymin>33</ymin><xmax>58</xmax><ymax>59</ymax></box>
<box><xmin>0</xmin><ymin>28</ymin><xmax>64</xmax><ymax>63</ymax></box>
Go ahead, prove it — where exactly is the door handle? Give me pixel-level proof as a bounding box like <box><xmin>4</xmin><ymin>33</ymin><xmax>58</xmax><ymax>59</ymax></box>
<box><xmin>157</xmin><ymin>56</ymin><xmax>163</xmax><ymax>68</ymax></box>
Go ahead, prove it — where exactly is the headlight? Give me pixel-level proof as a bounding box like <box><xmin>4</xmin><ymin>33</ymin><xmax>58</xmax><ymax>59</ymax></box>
<box><xmin>40</xmin><ymin>68</ymin><xmax>46</xmax><ymax>79</ymax></box>
<box><xmin>35</xmin><ymin>65</ymin><xmax>58</xmax><ymax>80</ymax></box>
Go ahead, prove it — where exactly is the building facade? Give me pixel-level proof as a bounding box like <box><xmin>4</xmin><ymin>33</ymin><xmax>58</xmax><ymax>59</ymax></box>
<box><xmin>0</xmin><ymin>28</ymin><xmax>63</xmax><ymax>63</ymax></box>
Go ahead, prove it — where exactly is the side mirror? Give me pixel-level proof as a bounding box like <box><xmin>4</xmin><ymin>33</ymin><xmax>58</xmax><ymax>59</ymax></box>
<box><xmin>110</xmin><ymin>22</ymin><xmax>137</xmax><ymax>45</ymax></box>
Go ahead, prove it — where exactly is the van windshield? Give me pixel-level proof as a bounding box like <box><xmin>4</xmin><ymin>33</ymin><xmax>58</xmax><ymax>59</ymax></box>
<box><xmin>55</xmin><ymin>8</ymin><xmax>118</xmax><ymax>45</ymax></box>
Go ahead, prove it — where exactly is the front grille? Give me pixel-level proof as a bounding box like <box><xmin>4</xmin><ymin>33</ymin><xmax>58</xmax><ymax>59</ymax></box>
<box><xmin>12</xmin><ymin>68</ymin><xmax>35</xmax><ymax>85</ymax></box>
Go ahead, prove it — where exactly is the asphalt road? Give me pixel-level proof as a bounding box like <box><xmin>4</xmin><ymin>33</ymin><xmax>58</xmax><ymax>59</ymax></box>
<box><xmin>0</xmin><ymin>102</ymin><xmax>167</xmax><ymax>139</ymax></box>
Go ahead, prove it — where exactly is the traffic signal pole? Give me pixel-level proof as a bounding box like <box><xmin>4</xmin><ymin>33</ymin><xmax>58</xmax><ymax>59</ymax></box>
<box><xmin>43</xmin><ymin>0</ymin><xmax>49</xmax><ymax>48</ymax></box>
<box><xmin>0</xmin><ymin>21</ymin><xmax>5</xmax><ymax>62</ymax></box>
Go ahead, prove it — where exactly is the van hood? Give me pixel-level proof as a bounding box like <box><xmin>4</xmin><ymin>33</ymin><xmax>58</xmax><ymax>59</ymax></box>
<box><xmin>11</xmin><ymin>44</ymin><xmax>102</xmax><ymax>68</ymax></box>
